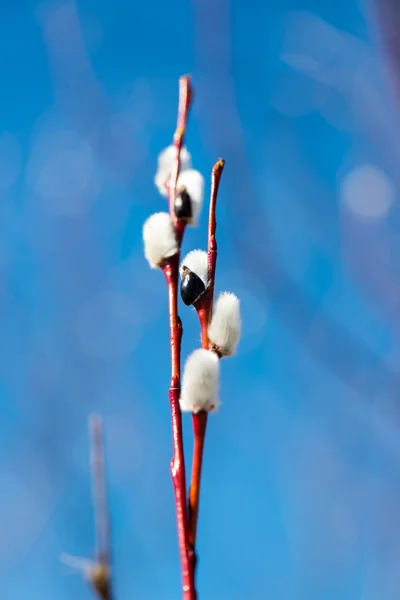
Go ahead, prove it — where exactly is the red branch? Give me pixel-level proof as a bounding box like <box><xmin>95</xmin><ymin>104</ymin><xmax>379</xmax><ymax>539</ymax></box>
<box><xmin>207</xmin><ymin>159</ymin><xmax>225</xmax><ymax>303</ymax></box>
<box><xmin>169</xmin><ymin>76</ymin><xmax>193</xmax><ymax>226</ymax></box>
<box><xmin>188</xmin><ymin>160</ymin><xmax>225</xmax><ymax>551</ymax></box>
<box><xmin>162</xmin><ymin>75</ymin><xmax>196</xmax><ymax>600</ymax></box>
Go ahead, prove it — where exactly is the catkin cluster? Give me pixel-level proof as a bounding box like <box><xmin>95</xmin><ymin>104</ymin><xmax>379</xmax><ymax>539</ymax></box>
<box><xmin>143</xmin><ymin>144</ymin><xmax>241</xmax><ymax>413</ymax></box>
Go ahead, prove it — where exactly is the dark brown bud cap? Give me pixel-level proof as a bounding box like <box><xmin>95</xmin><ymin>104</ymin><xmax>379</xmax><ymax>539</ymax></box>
<box><xmin>180</xmin><ymin>266</ymin><xmax>206</xmax><ymax>305</ymax></box>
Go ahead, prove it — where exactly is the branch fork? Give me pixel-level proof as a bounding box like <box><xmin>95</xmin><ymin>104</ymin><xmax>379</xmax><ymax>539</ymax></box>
<box><xmin>143</xmin><ymin>75</ymin><xmax>240</xmax><ymax>599</ymax></box>
<box><xmin>160</xmin><ymin>77</ymin><xmax>226</xmax><ymax>598</ymax></box>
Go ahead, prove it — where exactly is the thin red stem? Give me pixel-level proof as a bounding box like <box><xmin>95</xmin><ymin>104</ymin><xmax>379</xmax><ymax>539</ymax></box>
<box><xmin>163</xmin><ymin>75</ymin><xmax>196</xmax><ymax>600</ymax></box>
<box><xmin>207</xmin><ymin>159</ymin><xmax>225</xmax><ymax>303</ymax></box>
<box><xmin>188</xmin><ymin>160</ymin><xmax>225</xmax><ymax>550</ymax></box>
<box><xmin>169</xmin><ymin>75</ymin><xmax>193</xmax><ymax>221</ymax></box>
<box><xmin>163</xmin><ymin>255</ymin><xmax>182</xmax><ymax>377</ymax></box>
<box><xmin>163</xmin><ymin>260</ymin><xmax>196</xmax><ymax>600</ymax></box>
<box><xmin>188</xmin><ymin>411</ymin><xmax>207</xmax><ymax>547</ymax></box>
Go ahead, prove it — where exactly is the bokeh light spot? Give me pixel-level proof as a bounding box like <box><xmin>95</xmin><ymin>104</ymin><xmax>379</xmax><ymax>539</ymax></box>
<box><xmin>341</xmin><ymin>163</ymin><xmax>395</xmax><ymax>220</ymax></box>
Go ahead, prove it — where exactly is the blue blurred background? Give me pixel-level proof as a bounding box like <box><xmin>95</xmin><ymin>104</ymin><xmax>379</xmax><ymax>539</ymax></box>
<box><xmin>2</xmin><ymin>0</ymin><xmax>400</xmax><ymax>598</ymax></box>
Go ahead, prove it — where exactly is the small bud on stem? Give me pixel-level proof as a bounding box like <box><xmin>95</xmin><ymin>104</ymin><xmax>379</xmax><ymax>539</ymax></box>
<box><xmin>180</xmin><ymin>266</ymin><xmax>207</xmax><ymax>306</ymax></box>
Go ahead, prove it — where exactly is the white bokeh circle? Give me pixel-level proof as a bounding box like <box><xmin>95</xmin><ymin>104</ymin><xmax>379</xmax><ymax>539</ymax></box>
<box><xmin>341</xmin><ymin>163</ymin><xmax>395</xmax><ymax>220</ymax></box>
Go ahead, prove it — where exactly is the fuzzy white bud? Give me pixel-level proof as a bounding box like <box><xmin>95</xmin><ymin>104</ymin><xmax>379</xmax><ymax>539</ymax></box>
<box><xmin>154</xmin><ymin>145</ymin><xmax>192</xmax><ymax>196</ymax></box>
<box><xmin>180</xmin><ymin>349</ymin><xmax>220</xmax><ymax>413</ymax></box>
<box><xmin>143</xmin><ymin>212</ymin><xmax>178</xmax><ymax>268</ymax></box>
<box><xmin>176</xmin><ymin>169</ymin><xmax>204</xmax><ymax>225</ymax></box>
<box><xmin>208</xmin><ymin>292</ymin><xmax>241</xmax><ymax>356</ymax></box>
<box><xmin>180</xmin><ymin>250</ymin><xmax>209</xmax><ymax>287</ymax></box>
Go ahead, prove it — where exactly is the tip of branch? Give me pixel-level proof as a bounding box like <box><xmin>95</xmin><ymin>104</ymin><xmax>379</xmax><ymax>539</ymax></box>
<box><xmin>180</xmin><ymin>73</ymin><xmax>192</xmax><ymax>83</ymax></box>
<box><xmin>213</xmin><ymin>159</ymin><xmax>225</xmax><ymax>173</ymax></box>
<box><xmin>89</xmin><ymin>412</ymin><xmax>102</xmax><ymax>434</ymax></box>
<box><xmin>177</xmin><ymin>76</ymin><xmax>194</xmax><ymax>129</ymax></box>
<box><xmin>89</xmin><ymin>412</ymin><xmax>105</xmax><ymax>469</ymax></box>
<box><xmin>179</xmin><ymin>74</ymin><xmax>193</xmax><ymax>96</ymax></box>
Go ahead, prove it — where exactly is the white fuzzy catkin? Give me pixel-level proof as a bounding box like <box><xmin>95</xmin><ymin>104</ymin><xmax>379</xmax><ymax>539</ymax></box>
<box><xmin>176</xmin><ymin>169</ymin><xmax>204</xmax><ymax>225</ymax></box>
<box><xmin>180</xmin><ymin>349</ymin><xmax>220</xmax><ymax>413</ymax></box>
<box><xmin>208</xmin><ymin>292</ymin><xmax>241</xmax><ymax>356</ymax></box>
<box><xmin>180</xmin><ymin>250</ymin><xmax>209</xmax><ymax>287</ymax></box>
<box><xmin>142</xmin><ymin>212</ymin><xmax>178</xmax><ymax>268</ymax></box>
<box><xmin>154</xmin><ymin>145</ymin><xmax>192</xmax><ymax>196</ymax></box>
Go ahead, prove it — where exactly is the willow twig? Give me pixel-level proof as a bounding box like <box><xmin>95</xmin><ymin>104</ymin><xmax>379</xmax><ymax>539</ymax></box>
<box><xmin>162</xmin><ymin>75</ymin><xmax>197</xmax><ymax>600</ymax></box>
<box><xmin>188</xmin><ymin>160</ymin><xmax>225</xmax><ymax>552</ymax></box>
